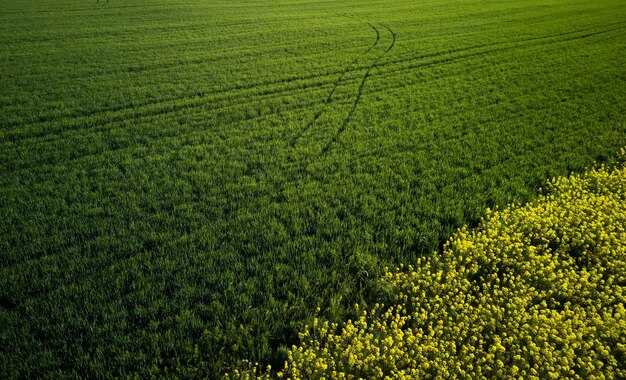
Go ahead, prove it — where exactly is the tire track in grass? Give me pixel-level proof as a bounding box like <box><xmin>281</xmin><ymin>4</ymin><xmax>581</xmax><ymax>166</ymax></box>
<box><xmin>6</xmin><ymin>22</ymin><xmax>620</xmax><ymax>144</ymax></box>
<box><xmin>273</xmin><ymin>21</ymin><xmax>619</xmax><ymax>152</ymax></box>
<box><xmin>4</xmin><ymin>17</ymin><xmax>387</xmax><ymax>135</ymax></box>
<box><xmin>319</xmin><ymin>21</ymin><xmax>396</xmax><ymax>155</ymax></box>
<box><xmin>2</xmin><ymin>17</ymin><xmax>384</xmax><ymax>173</ymax></box>
<box><xmin>5</xmin><ymin>18</ymin><xmax>619</xmax><ymax>176</ymax></box>
<box><xmin>288</xmin><ymin>21</ymin><xmax>381</xmax><ymax>146</ymax></box>
<box><xmin>21</xmin><ymin>17</ymin><xmax>615</xmax><ymax>175</ymax></box>
<box><xmin>5</xmin><ymin>23</ymin><xmax>621</xmax><ymax>173</ymax></box>
<box><xmin>6</xmin><ymin>21</ymin><xmax>622</xmax><ymax>135</ymax></box>
<box><xmin>1</xmin><ymin>82</ymin><xmax>367</xmax><ymax>174</ymax></box>
<box><xmin>5</xmin><ymin>81</ymin><xmax>402</xmax><ymax>174</ymax></box>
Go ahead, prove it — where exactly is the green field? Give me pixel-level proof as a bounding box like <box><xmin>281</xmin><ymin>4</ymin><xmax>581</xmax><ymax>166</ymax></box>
<box><xmin>1</xmin><ymin>0</ymin><xmax>625</xmax><ymax>377</ymax></box>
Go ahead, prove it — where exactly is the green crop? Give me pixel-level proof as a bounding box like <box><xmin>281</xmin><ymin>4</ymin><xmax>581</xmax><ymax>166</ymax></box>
<box><xmin>1</xmin><ymin>0</ymin><xmax>625</xmax><ymax>377</ymax></box>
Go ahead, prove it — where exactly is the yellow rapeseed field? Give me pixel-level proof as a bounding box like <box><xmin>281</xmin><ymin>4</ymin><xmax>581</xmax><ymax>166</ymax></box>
<box><xmin>234</xmin><ymin>148</ymin><xmax>626</xmax><ymax>379</ymax></box>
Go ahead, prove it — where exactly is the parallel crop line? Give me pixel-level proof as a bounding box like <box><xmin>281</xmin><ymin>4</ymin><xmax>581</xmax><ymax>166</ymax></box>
<box><xmin>375</xmin><ymin>23</ymin><xmax>625</xmax><ymax>77</ymax></box>
<box><xmin>2</xmin><ymin>61</ymin><xmax>373</xmax><ymax>142</ymax></box>
<box><xmin>1</xmin><ymin>73</ymin><xmax>347</xmax><ymax>143</ymax></box>
<box><xmin>7</xmin><ymin>21</ymin><xmax>619</xmax><ymax>143</ymax></box>
<box><xmin>4</xmin><ymin>23</ymin><xmax>618</xmax><ymax>162</ymax></box>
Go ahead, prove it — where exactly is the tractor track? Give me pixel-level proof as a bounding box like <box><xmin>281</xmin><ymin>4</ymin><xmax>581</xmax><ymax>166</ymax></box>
<box><xmin>5</xmin><ymin>22</ymin><xmax>620</xmax><ymax>144</ymax></box>
<box><xmin>319</xmin><ymin>21</ymin><xmax>396</xmax><ymax>155</ymax></box>
<box><xmin>288</xmin><ymin>21</ymin><xmax>381</xmax><ymax>146</ymax></box>
<box><xmin>7</xmin><ymin>16</ymin><xmax>615</xmax><ymax>176</ymax></box>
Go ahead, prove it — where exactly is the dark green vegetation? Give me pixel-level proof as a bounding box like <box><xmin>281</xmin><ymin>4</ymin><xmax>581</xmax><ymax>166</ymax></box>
<box><xmin>1</xmin><ymin>0</ymin><xmax>625</xmax><ymax>377</ymax></box>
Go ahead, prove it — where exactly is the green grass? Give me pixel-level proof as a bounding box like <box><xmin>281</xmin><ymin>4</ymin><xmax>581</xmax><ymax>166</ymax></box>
<box><xmin>1</xmin><ymin>0</ymin><xmax>625</xmax><ymax>377</ymax></box>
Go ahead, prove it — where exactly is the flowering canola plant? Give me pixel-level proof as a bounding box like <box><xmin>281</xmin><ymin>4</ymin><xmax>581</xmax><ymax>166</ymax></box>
<box><xmin>234</xmin><ymin>149</ymin><xmax>626</xmax><ymax>379</ymax></box>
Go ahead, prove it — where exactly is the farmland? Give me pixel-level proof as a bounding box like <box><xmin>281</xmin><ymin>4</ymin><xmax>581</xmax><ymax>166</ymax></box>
<box><xmin>1</xmin><ymin>0</ymin><xmax>625</xmax><ymax>378</ymax></box>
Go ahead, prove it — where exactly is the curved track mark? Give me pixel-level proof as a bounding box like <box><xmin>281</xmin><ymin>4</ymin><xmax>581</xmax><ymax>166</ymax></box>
<box><xmin>320</xmin><ymin>21</ymin><xmax>396</xmax><ymax>155</ymax></box>
<box><xmin>10</xmin><ymin>23</ymin><xmax>620</xmax><ymax>145</ymax></box>
<box><xmin>289</xmin><ymin>21</ymin><xmax>381</xmax><ymax>146</ymax></box>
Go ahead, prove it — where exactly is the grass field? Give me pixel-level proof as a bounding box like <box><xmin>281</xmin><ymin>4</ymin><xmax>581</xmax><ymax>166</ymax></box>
<box><xmin>1</xmin><ymin>0</ymin><xmax>625</xmax><ymax>377</ymax></box>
